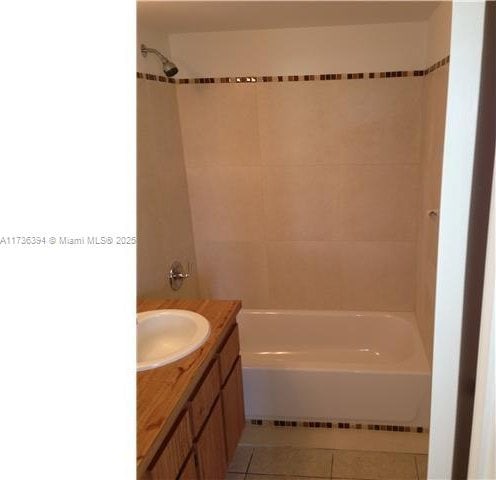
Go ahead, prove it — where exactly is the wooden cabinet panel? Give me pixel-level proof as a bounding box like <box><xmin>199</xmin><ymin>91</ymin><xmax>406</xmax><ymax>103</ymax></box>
<box><xmin>196</xmin><ymin>399</ymin><xmax>227</xmax><ymax>480</ymax></box>
<box><xmin>178</xmin><ymin>453</ymin><xmax>198</xmax><ymax>480</ymax></box>
<box><xmin>190</xmin><ymin>359</ymin><xmax>221</xmax><ymax>437</ymax></box>
<box><xmin>149</xmin><ymin>412</ymin><xmax>192</xmax><ymax>480</ymax></box>
<box><xmin>221</xmin><ymin>356</ymin><xmax>245</xmax><ymax>463</ymax></box>
<box><xmin>143</xmin><ymin>321</ymin><xmax>242</xmax><ymax>480</ymax></box>
<box><xmin>219</xmin><ymin>324</ymin><xmax>240</xmax><ymax>385</ymax></box>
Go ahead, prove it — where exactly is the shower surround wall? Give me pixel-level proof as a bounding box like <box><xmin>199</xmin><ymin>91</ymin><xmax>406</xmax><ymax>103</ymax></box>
<box><xmin>416</xmin><ymin>3</ymin><xmax>451</xmax><ymax>363</ymax></box>
<box><xmin>137</xmin><ymin>7</ymin><xmax>450</xmax><ymax>342</ymax></box>
<box><xmin>177</xmin><ymin>79</ymin><xmax>421</xmax><ymax>310</ymax></box>
<box><xmin>137</xmin><ymin>79</ymin><xmax>199</xmax><ymax>298</ymax></box>
<box><xmin>416</xmin><ymin>66</ymin><xmax>449</xmax><ymax>363</ymax></box>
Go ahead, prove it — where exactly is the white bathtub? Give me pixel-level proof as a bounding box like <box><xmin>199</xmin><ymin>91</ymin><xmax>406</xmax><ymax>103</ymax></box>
<box><xmin>238</xmin><ymin>310</ymin><xmax>431</xmax><ymax>427</ymax></box>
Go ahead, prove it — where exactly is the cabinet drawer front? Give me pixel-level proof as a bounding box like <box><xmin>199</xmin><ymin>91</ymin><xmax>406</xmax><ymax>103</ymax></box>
<box><xmin>219</xmin><ymin>324</ymin><xmax>240</xmax><ymax>385</ymax></box>
<box><xmin>190</xmin><ymin>359</ymin><xmax>221</xmax><ymax>437</ymax></box>
<box><xmin>196</xmin><ymin>399</ymin><xmax>227</xmax><ymax>480</ymax></box>
<box><xmin>149</xmin><ymin>412</ymin><xmax>192</xmax><ymax>480</ymax></box>
<box><xmin>222</xmin><ymin>356</ymin><xmax>245</xmax><ymax>463</ymax></box>
<box><xmin>178</xmin><ymin>453</ymin><xmax>198</xmax><ymax>480</ymax></box>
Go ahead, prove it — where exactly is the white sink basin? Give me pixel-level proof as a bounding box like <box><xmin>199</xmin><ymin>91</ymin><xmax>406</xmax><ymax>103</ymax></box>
<box><xmin>137</xmin><ymin>309</ymin><xmax>211</xmax><ymax>372</ymax></box>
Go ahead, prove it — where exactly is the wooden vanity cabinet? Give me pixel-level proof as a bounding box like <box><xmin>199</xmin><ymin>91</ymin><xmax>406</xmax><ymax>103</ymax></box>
<box><xmin>221</xmin><ymin>357</ymin><xmax>245</xmax><ymax>461</ymax></box>
<box><xmin>195</xmin><ymin>398</ymin><xmax>227</xmax><ymax>479</ymax></box>
<box><xmin>190</xmin><ymin>359</ymin><xmax>221</xmax><ymax>437</ymax></box>
<box><xmin>218</xmin><ymin>324</ymin><xmax>240</xmax><ymax>384</ymax></box>
<box><xmin>145</xmin><ymin>322</ymin><xmax>245</xmax><ymax>480</ymax></box>
<box><xmin>148</xmin><ymin>412</ymin><xmax>193</xmax><ymax>480</ymax></box>
<box><xmin>177</xmin><ymin>453</ymin><xmax>198</xmax><ymax>480</ymax></box>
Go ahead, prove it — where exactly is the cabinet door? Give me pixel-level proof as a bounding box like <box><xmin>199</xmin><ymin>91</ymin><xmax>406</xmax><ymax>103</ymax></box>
<box><xmin>178</xmin><ymin>453</ymin><xmax>198</xmax><ymax>480</ymax></box>
<box><xmin>221</xmin><ymin>356</ymin><xmax>245</xmax><ymax>462</ymax></box>
<box><xmin>218</xmin><ymin>324</ymin><xmax>240</xmax><ymax>385</ymax></box>
<box><xmin>149</xmin><ymin>412</ymin><xmax>192</xmax><ymax>480</ymax></box>
<box><xmin>190</xmin><ymin>359</ymin><xmax>221</xmax><ymax>437</ymax></box>
<box><xmin>196</xmin><ymin>399</ymin><xmax>227</xmax><ymax>480</ymax></box>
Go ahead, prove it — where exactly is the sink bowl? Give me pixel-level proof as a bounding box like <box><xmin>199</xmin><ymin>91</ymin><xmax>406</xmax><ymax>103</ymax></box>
<box><xmin>137</xmin><ymin>309</ymin><xmax>211</xmax><ymax>372</ymax></box>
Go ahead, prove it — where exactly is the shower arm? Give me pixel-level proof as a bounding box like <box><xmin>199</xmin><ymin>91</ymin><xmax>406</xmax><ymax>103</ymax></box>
<box><xmin>141</xmin><ymin>44</ymin><xmax>170</xmax><ymax>64</ymax></box>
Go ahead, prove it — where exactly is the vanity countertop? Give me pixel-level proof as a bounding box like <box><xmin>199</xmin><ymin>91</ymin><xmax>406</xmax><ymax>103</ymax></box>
<box><xmin>137</xmin><ymin>298</ymin><xmax>241</xmax><ymax>478</ymax></box>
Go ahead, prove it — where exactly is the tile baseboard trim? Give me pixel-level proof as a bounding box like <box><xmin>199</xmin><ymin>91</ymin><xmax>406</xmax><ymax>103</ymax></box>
<box><xmin>137</xmin><ymin>55</ymin><xmax>449</xmax><ymax>85</ymax></box>
<box><xmin>247</xmin><ymin>418</ymin><xmax>429</xmax><ymax>434</ymax></box>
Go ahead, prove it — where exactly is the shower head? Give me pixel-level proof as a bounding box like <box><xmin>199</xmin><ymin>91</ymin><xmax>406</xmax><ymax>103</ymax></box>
<box><xmin>163</xmin><ymin>61</ymin><xmax>178</xmax><ymax>78</ymax></box>
<box><xmin>141</xmin><ymin>44</ymin><xmax>179</xmax><ymax>77</ymax></box>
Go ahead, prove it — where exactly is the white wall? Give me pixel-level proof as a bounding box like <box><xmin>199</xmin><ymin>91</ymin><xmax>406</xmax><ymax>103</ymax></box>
<box><xmin>168</xmin><ymin>22</ymin><xmax>427</xmax><ymax>78</ymax></box>
<box><xmin>428</xmin><ymin>2</ymin><xmax>485</xmax><ymax>478</ymax></box>
<box><xmin>425</xmin><ymin>2</ymin><xmax>452</xmax><ymax>67</ymax></box>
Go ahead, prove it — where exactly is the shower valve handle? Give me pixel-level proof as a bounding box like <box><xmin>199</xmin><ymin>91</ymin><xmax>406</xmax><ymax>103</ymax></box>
<box><xmin>168</xmin><ymin>261</ymin><xmax>192</xmax><ymax>290</ymax></box>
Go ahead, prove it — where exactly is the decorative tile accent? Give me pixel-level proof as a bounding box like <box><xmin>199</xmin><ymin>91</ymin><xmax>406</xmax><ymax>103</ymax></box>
<box><xmin>248</xmin><ymin>418</ymin><xmax>428</xmax><ymax>434</ymax></box>
<box><xmin>137</xmin><ymin>55</ymin><xmax>449</xmax><ymax>85</ymax></box>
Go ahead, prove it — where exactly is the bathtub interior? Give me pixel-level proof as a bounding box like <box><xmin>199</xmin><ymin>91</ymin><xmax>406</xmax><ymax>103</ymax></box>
<box><xmin>238</xmin><ymin>310</ymin><xmax>430</xmax><ymax>372</ymax></box>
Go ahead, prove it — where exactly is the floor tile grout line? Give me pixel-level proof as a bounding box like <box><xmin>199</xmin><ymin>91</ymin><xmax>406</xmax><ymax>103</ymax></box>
<box><xmin>244</xmin><ymin>446</ymin><xmax>334</xmax><ymax>479</ymax></box>
<box><xmin>227</xmin><ymin>447</ymin><xmax>255</xmax><ymax>475</ymax></box>
<box><xmin>237</xmin><ymin>445</ymin><xmax>423</xmax><ymax>480</ymax></box>
<box><xmin>245</xmin><ymin>471</ymin><xmax>331</xmax><ymax>479</ymax></box>
<box><xmin>245</xmin><ymin>473</ymin><xmax>330</xmax><ymax>479</ymax></box>
<box><xmin>242</xmin><ymin>443</ymin><xmax>428</xmax><ymax>457</ymax></box>
<box><xmin>245</xmin><ymin>448</ymin><xmax>255</xmax><ymax>474</ymax></box>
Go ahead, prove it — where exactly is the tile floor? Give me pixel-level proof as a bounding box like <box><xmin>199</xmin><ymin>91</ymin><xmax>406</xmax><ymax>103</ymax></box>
<box><xmin>226</xmin><ymin>446</ymin><xmax>428</xmax><ymax>480</ymax></box>
<box><xmin>240</xmin><ymin>425</ymin><xmax>428</xmax><ymax>454</ymax></box>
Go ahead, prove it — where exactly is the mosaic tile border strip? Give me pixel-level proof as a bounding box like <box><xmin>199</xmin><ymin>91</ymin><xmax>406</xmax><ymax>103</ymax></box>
<box><xmin>248</xmin><ymin>418</ymin><xmax>429</xmax><ymax>434</ymax></box>
<box><xmin>137</xmin><ymin>55</ymin><xmax>449</xmax><ymax>85</ymax></box>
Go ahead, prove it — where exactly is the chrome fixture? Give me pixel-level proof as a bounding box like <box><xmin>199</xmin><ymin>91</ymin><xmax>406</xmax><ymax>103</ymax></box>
<box><xmin>169</xmin><ymin>261</ymin><xmax>191</xmax><ymax>291</ymax></box>
<box><xmin>141</xmin><ymin>44</ymin><xmax>179</xmax><ymax>77</ymax></box>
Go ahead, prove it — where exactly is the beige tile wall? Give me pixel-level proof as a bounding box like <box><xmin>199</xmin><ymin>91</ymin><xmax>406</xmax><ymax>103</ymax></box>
<box><xmin>416</xmin><ymin>66</ymin><xmax>450</xmax><ymax>363</ymax></box>
<box><xmin>177</xmin><ymin>79</ymin><xmax>424</xmax><ymax>310</ymax></box>
<box><xmin>137</xmin><ymin>80</ymin><xmax>199</xmax><ymax>298</ymax></box>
